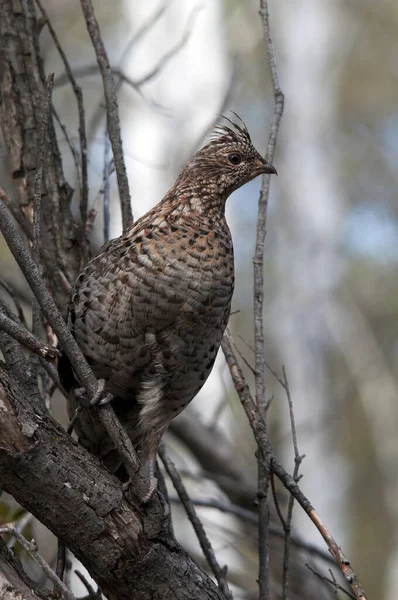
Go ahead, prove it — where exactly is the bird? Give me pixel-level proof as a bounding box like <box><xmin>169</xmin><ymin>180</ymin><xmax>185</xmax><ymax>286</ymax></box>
<box><xmin>59</xmin><ymin>115</ymin><xmax>276</xmax><ymax>492</ymax></box>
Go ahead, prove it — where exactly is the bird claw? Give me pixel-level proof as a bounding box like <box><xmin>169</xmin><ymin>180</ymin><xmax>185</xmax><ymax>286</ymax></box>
<box><xmin>75</xmin><ymin>379</ymin><xmax>112</xmax><ymax>409</ymax></box>
<box><xmin>140</xmin><ymin>475</ymin><xmax>158</xmax><ymax>504</ymax></box>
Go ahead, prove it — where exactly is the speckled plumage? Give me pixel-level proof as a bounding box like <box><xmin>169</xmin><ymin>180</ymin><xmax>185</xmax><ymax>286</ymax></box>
<box><xmin>60</xmin><ymin>117</ymin><xmax>276</xmax><ymax>478</ymax></box>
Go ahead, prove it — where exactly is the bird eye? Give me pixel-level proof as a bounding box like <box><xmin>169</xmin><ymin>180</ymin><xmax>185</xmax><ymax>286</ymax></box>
<box><xmin>228</xmin><ymin>153</ymin><xmax>242</xmax><ymax>165</ymax></box>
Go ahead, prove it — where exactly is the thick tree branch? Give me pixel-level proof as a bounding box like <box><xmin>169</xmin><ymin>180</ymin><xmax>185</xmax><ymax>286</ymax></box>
<box><xmin>0</xmin><ymin>364</ymin><xmax>225</xmax><ymax>600</ymax></box>
<box><xmin>35</xmin><ymin>0</ymin><xmax>89</xmax><ymax>261</ymax></box>
<box><xmin>0</xmin><ymin>0</ymin><xmax>81</xmax><ymax>312</ymax></box>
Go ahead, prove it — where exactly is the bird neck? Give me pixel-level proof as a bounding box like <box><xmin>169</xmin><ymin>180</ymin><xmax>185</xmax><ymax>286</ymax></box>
<box><xmin>164</xmin><ymin>181</ymin><xmax>228</xmax><ymax>222</ymax></box>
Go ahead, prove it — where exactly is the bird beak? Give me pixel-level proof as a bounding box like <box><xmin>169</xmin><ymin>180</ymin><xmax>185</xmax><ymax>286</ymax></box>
<box><xmin>255</xmin><ymin>157</ymin><xmax>278</xmax><ymax>176</ymax></box>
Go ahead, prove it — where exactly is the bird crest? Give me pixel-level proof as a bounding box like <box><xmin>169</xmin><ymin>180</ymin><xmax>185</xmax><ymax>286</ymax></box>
<box><xmin>208</xmin><ymin>112</ymin><xmax>252</xmax><ymax>148</ymax></box>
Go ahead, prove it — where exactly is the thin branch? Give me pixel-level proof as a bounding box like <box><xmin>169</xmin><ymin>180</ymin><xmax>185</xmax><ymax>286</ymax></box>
<box><xmin>159</xmin><ymin>446</ymin><xmax>233</xmax><ymax>600</ymax></box>
<box><xmin>169</xmin><ymin>496</ymin><xmax>335</xmax><ymax>566</ymax></box>
<box><xmin>0</xmin><ymin>277</ymin><xmax>28</xmax><ymax>328</ymax></box>
<box><xmin>6</xmin><ymin>511</ymin><xmax>33</xmax><ymax>549</ymax></box>
<box><xmin>133</xmin><ymin>6</ymin><xmax>202</xmax><ymax>87</ymax></box>
<box><xmin>55</xmin><ymin>66</ymin><xmax>169</xmax><ymax>113</ymax></box>
<box><xmin>80</xmin><ymin>0</ymin><xmax>133</xmax><ymax>230</ymax></box>
<box><xmin>270</xmin><ymin>471</ymin><xmax>287</xmax><ymax>530</ymax></box>
<box><xmin>0</xmin><ymin>525</ymin><xmax>75</xmax><ymax>600</ymax></box>
<box><xmin>31</xmin><ymin>73</ymin><xmax>54</xmax><ymax>341</ymax></box>
<box><xmin>0</xmin><ymin>310</ymin><xmax>59</xmax><ymax>361</ymax></box>
<box><xmin>35</xmin><ymin>0</ymin><xmax>89</xmax><ymax>250</ymax></box>
<box><xmin>221</xmin><ymin>330</ymin><xmax>368</xmax><ymax>599</ymax></box>
<box><xmin>0</xmin><ymin>537</ymin><xmax>53</xmax><ymax>600</ymax></box>
<box><xmin>254</xmin><ymin>3</ymin><xmax>284</xmax><ymax>596</ymax></box>
<box><xmin>280</xmin><ymin>368</ymin><xmax>304</xmax><ymax>600</ymax></box>
<box><xmin>0</xmin><ymin>186</ymin><xmax>33</xmax><ymax>239</ymax></box>
<box><xmin>103</xmin><ymin>122</ymin><xmax>111</xmax><ymax>243</ymax></box>
<box><xmin>306</xmin><ymin>564</ymin><xmax>356</xmax><ymax>599</ymax></box>
<box><xmin>52</xmin><ymin>107</ymin><xmax>82</xmax><ymax>193</ymax></box>
<box><xmin>308</xmin><ymin>510</ymin><xmax>367</xmax><ymax>600</ymax></box>
<box><xmin>0</xmin><ymin>300</ymin><xmax>30</xmax><ymax>385</ymax></box>
<box><xmin>119</xmin><ymin>2</ymin><xmax>172</xmax><ymax>61</ymax></box>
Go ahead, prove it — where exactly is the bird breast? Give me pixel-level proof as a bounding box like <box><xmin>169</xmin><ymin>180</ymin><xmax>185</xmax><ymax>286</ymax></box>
<box><xmin>68</xmin><ymin>220</ymin><xmax>235</xmax><ymax>407</ymax></box>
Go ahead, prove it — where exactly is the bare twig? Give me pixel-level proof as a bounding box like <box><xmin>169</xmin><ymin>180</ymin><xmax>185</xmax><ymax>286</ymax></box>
<box><xmin>0</xmin><ymin>277</ymin><xmax>28</xmax><ymax>327</ymax></box>
<box><xmin>119</xmin><ymin>2</ymin><xmax>172</xmax><ymax>60</ymax></box>
<box><xmin>35</xmin><ymin>0</ymin><xmax>89</xmax><ymax>249</ymax></box>
<box><xmin>31</xmin><ymin>73</ymin><xmax>54</xmax><ymax>341</ymax></box>
<box><xmin>0</xmin><ymin>186</ymin><xmax>33</xmax><ymax>239</ymax></box>
<box><xmin>0</xmin><ymin>525</ymin><xmax>75</xmax><ymax>600</ymax></box>
<box><xmin>280</xmin><ymin>367</ymin><xmax>304</xmax><ymax>600</ymax></box>
<box><xmin>222</xmin><ymin>328</ymin><xmax>368</xmax><ymax>599</ymax></box>
<box><xmin>55</xmin><ymin>66</ymin><xmax>169</xmax><ymax>113</ymax></box>
<box><xmin>0</xmin><ymin>300</ymin><xmax>30</xmax><ymax>384</ymax></box>
<box><xmin>133</xmin><ymin>6</ymin><xmax>202</xmax><ymax>87</ymax></box>
<box><xmin>159</xmin><ymin>446</ymin><xmax>233</xmax><ymax>600</ymax></box>
<box><xmin>253</xmin><ymin>3</ymin><xmax>285</xmax><ymax>596</ymax></box>
<box><xmin>306</xmin><ymin>564</ymin><xmax>356</xmax><ymax>599</ymax></box>
<box><xmin>103</xmin><ymin>122</ymin><xmax>111</xmax><ymax>243</ymax></box>
<box><xmin>0</xmin><ymin>310</ymin><xmax>59</xmax><ymax>361</ymax></box>
<box><xmin>270</xmin><ymin>471</ymin><xmax>287</xmax><ymax>530</ymax></box>
<box><xmin>308</xmin><ymin>510</ymin><xmax>367</xmax><ymax>599</ymax></box>
<box><xmin>0</xmin><ymin>537</ymin><xmax>53</xmax><ymax>600</ymax></box>
<box><xmin>80</xmin><ymin>0</ymin><xmax>132</xmax><ymax>230</ymax></box>
<box><xmin>6</xmin><ymin>511</ymin><xmax>33</xmax><ymax>549</ymax></box>
<box><xmin>52</xmin><ymin>107</ymin><xmax>82</xmax><ymax>192</ymax></box>
<box><xmin>169</xmin><ymin>496</ymin><xmax>335</xmax><ymax>565</ymax></box>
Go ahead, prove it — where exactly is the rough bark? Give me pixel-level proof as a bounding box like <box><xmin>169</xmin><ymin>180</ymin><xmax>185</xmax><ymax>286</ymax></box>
<box><xmin>0</xmin><ymin>557</ymin><xmax>38</xmax><ymax>600</ymax></box>
<box><xmin>0</xmin><ymin>538</ymin><xmax>50</xmax><ymax>600</ymax></box>
<box><xmin>0</xmin><ymin>363</ymin><xmax>224</xmax><ymax>600</ymax></box>
<box><xmin>0</xmin><ymin>0</ymin><xmax>82</xmax><ymax>312</ymax></box>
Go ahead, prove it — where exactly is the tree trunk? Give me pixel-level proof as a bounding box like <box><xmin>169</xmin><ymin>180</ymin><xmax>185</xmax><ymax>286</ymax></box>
<box><xmin>0</xmin><ymin>363</ymin><xmax>224</xmax><ymax>600</ymax></box>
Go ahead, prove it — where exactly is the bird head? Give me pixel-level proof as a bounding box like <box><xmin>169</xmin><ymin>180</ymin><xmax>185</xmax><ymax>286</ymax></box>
<box><xmin>177</xmin><ymin>115</ymin><xmax>277</xmax><ymax>205</ymax></box>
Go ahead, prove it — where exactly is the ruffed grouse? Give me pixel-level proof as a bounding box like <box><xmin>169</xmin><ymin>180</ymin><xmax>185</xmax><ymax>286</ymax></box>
<box><xmin>60</xmin><ymin>117</ymin><xmax>276</xmax><ymax>485</ymax></box>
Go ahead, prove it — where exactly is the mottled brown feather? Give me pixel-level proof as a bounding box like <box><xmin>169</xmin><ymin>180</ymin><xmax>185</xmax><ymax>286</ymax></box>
<box><xmin>60</xmin><ymin>116</ymin><xmax>276</xmax><ymax>477</ymax></box>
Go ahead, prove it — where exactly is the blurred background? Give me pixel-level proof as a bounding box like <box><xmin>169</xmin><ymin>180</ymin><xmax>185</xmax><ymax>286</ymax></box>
<box><xmin>1</xmin><ymin>0</ymin><xmax>397</xmax><ymax>598</ymax></box>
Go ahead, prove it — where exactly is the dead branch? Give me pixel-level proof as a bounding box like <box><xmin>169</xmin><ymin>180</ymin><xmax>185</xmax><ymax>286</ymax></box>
<box><xmin>0</xmin><ymin>311</ymin><xmax>59</xmax><ymax>361</ymax></box>
<box><xmin>254</xmin><ymin>3</ymin><xmax>285</xmax><ymax>596</ymax></box>
<box><xmin>80</xmin><ymin>0</ymin><xmax>133</xmax><ymax>230</ymax></box>
<box><xmin>32</xmin><ymin>73</ymin><xmax>54</xmax><ymax>342</ymax></box>
<box><xmin>306</xmin><ymin>564</ymin><xmax>356</xmax><ymax>599</ymax></box>
<box><xmin>159</xmin><ymin>446</ymin><xmax>232</xmax><ymax>600</ymax></box>
<box><xmin>0</xmin><ymin>525</ymin><xmax>75</xmax><ymax>600</ymax></box>
<box><xmin>221</xmin><ymin>329</ymin><xmax>368</xmax><ymax>599</ymax></box>
<box><xmin>35</xmin><ymin>0</ymin><xmax>89</xmax><ymax>260</ymax></box>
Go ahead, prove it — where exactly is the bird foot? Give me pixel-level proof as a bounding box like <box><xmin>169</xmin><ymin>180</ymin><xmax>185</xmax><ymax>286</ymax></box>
<box><xmin>75</xmin><ymin>379</ymin><xmax>112</xmax><ymax>409</ymax></box>
<box><xmin>140</xmin><ymin>475</ymin><xmax>158</xmax><ymax>504</ymax></box>
<box><xmin>122</xmin><ymin>474</ymin><xmax>158</xmax><ymax>504</ymax></box>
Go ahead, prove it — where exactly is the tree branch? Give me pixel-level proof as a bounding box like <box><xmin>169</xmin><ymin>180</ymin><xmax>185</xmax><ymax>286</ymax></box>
<box><xmin>159</xmin><ymin>446</ymin><xmax>232</xmax><ymax>600</ymax></box>
<box><xmin>35</xmin><ymin>0</ymin><xmax>89</xmax><ymax>260</ymax></box>
<box><xmin>0</xmin><ymin>364</ymin><xmax>226</xmax><ymax>600</ymax></box>
<box><xmin>254</xmin><ymin>2</ymin><xmax>285</xmax><ymax>594</ymax></box>
<box><xmin>0</xmin><ymin>525</ymin><xmax>75</xmax><ymax>600</ymax></box>
<box><xmin>221</xmin><ymin>329</ymin><xmax>368</xmax><ymax>599</ymax></box>
<box><xmin>80</xmin><ymin>0</ymin><xmax>133</xmax><ymax>230</ymax></box>
<box><xmin>0</xmin><ymin>311</ymin><xmax>59</xmax><ymax>361</ymax></box>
